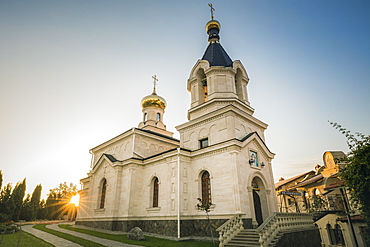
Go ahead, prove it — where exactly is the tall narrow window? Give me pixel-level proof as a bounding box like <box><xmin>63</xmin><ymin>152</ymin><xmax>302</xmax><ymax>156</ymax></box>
<box><xmin>202</xmin><ymin>79</ymin><xmax>208</xmax><ymax>102</ymax></box>
<box><xmin>327</xmin><ymin>224</ymin><xmax>336</xmax><ymax>245</ymax></box>
<box><xmin>143</xmin><ymin>113</ymin><xmax>148</xmax><ymax>122</ymax></box>
<box><xmin>100</xmin><ymin>178</ymin><xmax>107</xmax><ymax>209</ymax></box>
<box><xmin>156</xmin><ymin>113</ymin><xmax>161</xmax><ymax>121</ymax></box>
<box><xmin>334</xmin><ymin>224</ymin><xmax>344</xmax><ymax>245</ymax></box>
<box><xmin>153</xmin><ymin>177</ymin><xmax>159</xmax><ymax>207</ymax></box>
<box><xmin>201</xmin><ymin>171</ymin><xmax>211</xmax><ymax>206</ymax></box>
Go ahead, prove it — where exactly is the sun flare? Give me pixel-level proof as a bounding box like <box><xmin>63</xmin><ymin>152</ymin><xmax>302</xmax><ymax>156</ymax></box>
<box><xmin>70</xmin><ymin>194</ymin><xmax>80</xmax><ymax>206</ymax></box>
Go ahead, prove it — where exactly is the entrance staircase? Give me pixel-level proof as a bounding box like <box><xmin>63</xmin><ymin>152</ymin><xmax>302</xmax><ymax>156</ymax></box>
<box><xmin>224</xmin><ymin>229</ymin><xmax>260</xmax><ymax>246</ymax></box>
<box><xmin>216</xmin><ymin>213</ymin><xmax>315</xmax><ymax>247</ymax></box>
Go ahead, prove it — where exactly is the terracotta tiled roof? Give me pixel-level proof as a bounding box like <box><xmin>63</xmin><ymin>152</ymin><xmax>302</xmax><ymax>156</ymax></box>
<box><xmin>290</xmin><ymin>173</ymin><xmax>324</xmax><ymax>189</ymax></box>
<box><xmin>275</xmin><ymin>171</ymin><xmax>314</xmax><ymax>189</ymax></box>
<box><xmin>337</xmin><ymin>215</ymin><xmax>364</xmax><ymax>222</ymax></box>
<box><xmin>324</xmin><ymin>179</ymin><xmax>345</xmax><ymax>190</ymax></box>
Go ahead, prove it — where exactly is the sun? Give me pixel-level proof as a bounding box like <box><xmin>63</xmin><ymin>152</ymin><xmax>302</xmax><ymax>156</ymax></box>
<box><xmin>70</xmin><ymin>194</ymin><xmax>80</xmax><ymax>206</ymax></box>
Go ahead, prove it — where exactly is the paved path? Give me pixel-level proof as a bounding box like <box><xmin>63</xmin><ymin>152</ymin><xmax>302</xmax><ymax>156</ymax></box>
<box><xmin>22</xmin><ymin>224</ymin><xmax>82</xmax><ymax>247</ymax></box>
<box><xmin>23</xmin><ymin>223</ymin><xmax>143</xmax><ymax>247</ymax></box>
<box><xmin>46</xmin><ymin>224</ymin><xmax>141</xmax><ymax>247</ymax></box>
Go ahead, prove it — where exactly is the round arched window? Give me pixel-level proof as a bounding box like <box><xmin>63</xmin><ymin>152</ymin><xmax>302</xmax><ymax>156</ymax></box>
<box><xmin>201</xmin><ymin>171</ymin><xmax>211</xmax><ymax>206</ymax></box>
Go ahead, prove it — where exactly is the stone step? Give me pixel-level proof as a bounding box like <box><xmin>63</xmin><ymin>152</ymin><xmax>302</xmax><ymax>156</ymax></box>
<box><xmin>235</xmin><ymin>233</ymin><xmax>259</xmax><ymax>237</ymax></box>
<box><xmin>225</xmin><ymin>242</ymin><xmax>260</xmax><ymax>247</ymax></box>
<box><xmin>233</xmin><ymin>235</ymin><xmax>259</xmax><ymax>239</ymax></box>
<box><xmin>238</xmin><ymin>231</ymin><xmax>259</xmax><ymax>235</ymax></box>
<box><xmin>229</xmin><ymin>238</ymin><xmax>258</xmax><ymax>242</ymax></box>
<box><xmin>224</xmin><ymin>229</ymin><xmax>261</xmax><ymax>247</ymax></box>
<box><xmin>230</xmin><ymin>238</ymin><xmax>259</xmax><ymax>243</ymax></box>
<box><xmin>227</xmin><ymin>241</ymin><xmax>259</xmax><ymax>245</ymax></box>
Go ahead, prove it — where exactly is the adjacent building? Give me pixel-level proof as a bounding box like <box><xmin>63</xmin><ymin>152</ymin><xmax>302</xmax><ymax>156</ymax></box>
<box><xmin>275</xmin><ymin>151</ymin><xmax>368</xmax><ymax>247</ymax></box>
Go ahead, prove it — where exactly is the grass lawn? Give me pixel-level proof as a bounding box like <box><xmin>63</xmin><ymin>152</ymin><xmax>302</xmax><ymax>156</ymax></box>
<box><xmin>0</xmin><ymin>230</ymin><xmax>53</xmax><ymax>247</ymax></box>
<box><xmin>33</xmin><ymin>224</ymin><xmax>105</xmax><ymax>247</ymax></box>
<box><xmin>60</xmin><ymin>224</ymin><xmax>216</xmax><ymax>247</ymax></box>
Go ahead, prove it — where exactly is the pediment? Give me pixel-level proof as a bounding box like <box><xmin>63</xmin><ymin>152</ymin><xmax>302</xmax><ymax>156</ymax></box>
<box><xmin>90</xmin><ymin>153</ymin><xmax>118</xmax><ymax>173</ymax></box>
<box><xmin>239</xmin><ymin>132</ymin><xmax>275</xmax><ymax>160</ymax></box>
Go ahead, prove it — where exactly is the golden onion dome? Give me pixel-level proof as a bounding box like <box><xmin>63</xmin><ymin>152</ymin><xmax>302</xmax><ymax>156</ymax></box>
<box><xmin>141</xmin><ymin>91</ymin><xmax>166</xmax><ymax>110</ymax></box>
<box><xmin>206</xmin><ymin>19</ymin><xmax>221</xmax><ymax>33</ymax></box>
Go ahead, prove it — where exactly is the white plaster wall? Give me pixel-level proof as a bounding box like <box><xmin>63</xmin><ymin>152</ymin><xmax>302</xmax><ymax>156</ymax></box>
<box><xmin>184</xmin><ymin>150</ymin><xmax>239</xmax><ymax>217</ymax></box>
<box><xmin>134</xmin><ymin>134</ymin><xmax>178</xmax><ymax>158</ymax></box>
<box><xmin>94</xmin><ymin>136</ymin><xmax>133</xmax><ymax>163</ymax></box>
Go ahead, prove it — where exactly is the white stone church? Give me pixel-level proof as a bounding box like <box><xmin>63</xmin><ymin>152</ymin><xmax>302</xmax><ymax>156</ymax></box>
<box><xmin>76</xmin><ymin>16</ymin><xmax>278</xmax><ymax>237</ymax></box>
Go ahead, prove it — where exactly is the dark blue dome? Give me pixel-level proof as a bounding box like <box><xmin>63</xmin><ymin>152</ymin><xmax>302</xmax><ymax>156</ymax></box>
<box><xmin>201</xmin><ymin>19</ymin><xmax>232</xmax><ymax>67</ymax></box>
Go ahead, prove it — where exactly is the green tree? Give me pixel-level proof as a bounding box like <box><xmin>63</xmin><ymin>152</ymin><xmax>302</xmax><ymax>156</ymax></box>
<box><xmin>0</xmin><ymin>183</ymin><xmax>13</xmax><ymax>222</ymax></box>
<box><xmin>30</xmin><ymin>184</ymin><xmax>42</xmax><ymax>220</ymax></box>
<box><xmin>11</xmin><ymin>178</ymin><xmax>26</xmax><ymax>221</ymax></box>
<box><xmin>20</xmin><ymin>194</ymin><xmax>32</xmax><ymax>221</ymax></box>
<box><xmin>37</xmin><ymin>199</ymin><xmax>47</xmax><ymax>219</ymax></box>
<box><xmin>330</xmin><ymin>122</ymin><xmax>370</xmax><ymax>243</ymax></box>
<box><xmin>45</xmin><ymin>182</ymin><xmax>78</xmax><ymax>220</ymax></box>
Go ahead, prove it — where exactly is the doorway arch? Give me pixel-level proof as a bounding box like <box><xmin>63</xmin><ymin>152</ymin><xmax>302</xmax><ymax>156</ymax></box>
<box><xmin>251</xmin><ymin>176</ymin><xmax>268</xmax><ymax>226</ymax></box>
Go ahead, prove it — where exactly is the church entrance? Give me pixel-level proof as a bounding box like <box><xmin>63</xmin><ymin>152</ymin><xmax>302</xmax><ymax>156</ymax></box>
<box><xmin>253</xmin><ymin>190</ymin><xmax>263</xmax><ymax>226</ymax></box>
<box><xmin>251</xmin><ymin>177</ymin><xmax>267</xmax><ymax>226</ymax></box>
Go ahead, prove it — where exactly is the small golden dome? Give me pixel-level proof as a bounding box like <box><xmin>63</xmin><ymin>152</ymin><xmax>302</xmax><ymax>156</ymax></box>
<box><xmin>141</xmin><ymin>92</ymin><xmax>166</xmax><ymax>110</ymax></box>
<box><xmin>206</xmin><ymin>20</ymin><xmax>221</xmax><ymax>32</ymax></box>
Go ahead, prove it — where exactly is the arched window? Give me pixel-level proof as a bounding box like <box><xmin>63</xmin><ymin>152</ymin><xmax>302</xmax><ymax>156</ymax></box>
<box><xmin>201</xmin><ymin>171</ymin><xmax>211</xmax><ymax>206</ymax></box>
<box><xmin>334</xmin><ymin>224</ymin><xmax>345</xmax><ymax>245</ymax></box>
<box><xmin>143</xmin><ymin>113</ymin><xmax>148</xmax><ymax>122</ymax></box>
<box><xmin>202</xmin><ymin>78</ymin><xmax>208</xmax><ymax>102</ymax></box>
<box><xmin>327</xmin><ymin>224</ymin><xmax>336</xmax><ymax>245</ymax></box>
<box><xmin>152</xmin><ymin>177</ymin><xmax>159</xmax><ymax>207</ymax></box>
<box><xmin>196</xmin><ymin>69</ymin><xmax>207</xmax><ymax>104</ymax></box>
<box><xmin>235</xmin><ymin>68</ymin><xmax>243</xmax><ymax>100</ymax></box>
<box><xmin>100</xmin><ymin>178</ymin><xmax>107</xmax><ymax>209</ymax></box>
<box><xmin>156</xmin><ymin>113</ymin><xmax>161</xmax><ymax>121</ymax></box>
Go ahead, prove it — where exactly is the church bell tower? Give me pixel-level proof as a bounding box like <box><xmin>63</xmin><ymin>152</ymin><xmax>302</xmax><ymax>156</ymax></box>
<box><xmin>187</xmin><ymin>18</ymin><xmax>254</xmax><ymax>120</ymax></box>
<box><xmin>177</xmin><ymin>11</ymin><xmax>267</xmax><ymax>151</ymax></box>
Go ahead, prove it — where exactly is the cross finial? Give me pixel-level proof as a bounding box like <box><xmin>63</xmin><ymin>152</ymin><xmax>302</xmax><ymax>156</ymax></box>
<box><xmin>208</xmin><ymin>3</ymin><xmax>215</xmax><ymax>20</ymax></box>
<box><xmin>152</xmin><ymin>75</ymin><xmax>158</xmax><ymax>94</ymax></box>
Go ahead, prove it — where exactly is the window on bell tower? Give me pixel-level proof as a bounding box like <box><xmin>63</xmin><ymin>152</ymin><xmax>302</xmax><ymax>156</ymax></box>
<box><xmin>156</xmin><ymin>113</ymin><xmax>161</xmax><ymax>121</ymax></box>
<box><xmin>196</xmin><ymin>68</ymin><xmax>207</xmax><ymax>104</ymax></box>
<box><xmin>200</xmin><ymin>138</ymin><xmax>209</xmax><ymax>149</ymax></box>
<box><xmin>202</xmin><ymin>78</ymin><xmax>208</xmax><ymax>102</ymax></box>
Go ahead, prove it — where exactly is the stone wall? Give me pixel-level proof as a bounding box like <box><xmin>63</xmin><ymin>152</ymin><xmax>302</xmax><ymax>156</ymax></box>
<box><xmin>76</xmin><ymin>218</ymin><xmax>252</xmax><ymax>237</ymax></box>
<box><xmin>275</xmin><ymin>229</ymin><xmax>321</xmax><ymax>247</ymax></box>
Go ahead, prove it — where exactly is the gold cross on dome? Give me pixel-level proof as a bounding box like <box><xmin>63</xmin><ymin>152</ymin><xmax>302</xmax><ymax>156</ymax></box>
<box><xmin>152</xmin><ymin>75</ymin><xmax>158</xmax><ymax>91</ymax></box>
<box><xmin>208</xmin><ymin>3</ymin><xmax>215</xmax><ymax>20</ymax></box>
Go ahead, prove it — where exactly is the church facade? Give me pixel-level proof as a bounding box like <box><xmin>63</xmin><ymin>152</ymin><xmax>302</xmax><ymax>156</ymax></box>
<box><xmin>76</xmin><ymin>17</ymin><xmax>277</xmax><ymax>237</ymax></box>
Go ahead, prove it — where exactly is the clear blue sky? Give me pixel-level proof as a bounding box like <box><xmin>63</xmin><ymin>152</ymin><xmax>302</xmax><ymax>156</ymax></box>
<box><xmin>1</xmin><ymin>0</ymin><xmax>369</xmax><ymax>198</ymax></box>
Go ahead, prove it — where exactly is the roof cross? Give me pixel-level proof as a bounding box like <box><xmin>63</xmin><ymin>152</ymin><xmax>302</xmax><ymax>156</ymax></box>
<box><xmin>208</xmin><ymin>3</ymin><xmax>215</xmax><ymax>20</ymax></box>
<box><xmin>152</xmin><ymin>75</ymin><xmax>158</xmax><ymax>93</ymax></box>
